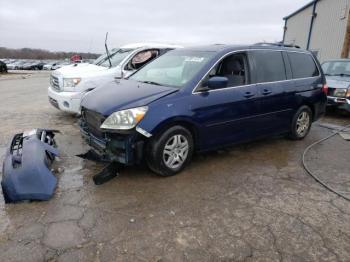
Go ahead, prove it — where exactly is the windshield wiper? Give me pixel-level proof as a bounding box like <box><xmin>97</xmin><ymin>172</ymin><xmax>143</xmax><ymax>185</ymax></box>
<box><xmin>104</xmin><ymin>32</ymin><xmax>112</xmax><ymax>68</ymax></box>
<box><xmin>139</xmin><ymin>80</ymin><xmax>162</xmax><ymax>86</ymax></box>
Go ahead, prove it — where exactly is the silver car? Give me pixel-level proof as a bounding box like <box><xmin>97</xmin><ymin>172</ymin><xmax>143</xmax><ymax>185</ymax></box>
<box><xmin>322</xmin><ymin>59</ymin><xmax>350</xmax><ymax>112</ymax></box>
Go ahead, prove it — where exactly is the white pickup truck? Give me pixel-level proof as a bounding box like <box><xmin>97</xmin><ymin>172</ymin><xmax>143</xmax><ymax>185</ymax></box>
<box><xmin>48</xmin><ymin>43</ymin><xmax>181</xmax><ymax>114</ymax></box>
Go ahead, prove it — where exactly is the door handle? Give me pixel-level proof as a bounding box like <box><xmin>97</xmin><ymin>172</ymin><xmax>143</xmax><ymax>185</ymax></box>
<box><xmin>244</xmin><ymin>92</ymin><xmax>255</xmax><ymax>98</ymax></box>
<box><xmin>262</xmin><ymin>89</ymin><xmax>272</xmax><ymax>95</ymax></box>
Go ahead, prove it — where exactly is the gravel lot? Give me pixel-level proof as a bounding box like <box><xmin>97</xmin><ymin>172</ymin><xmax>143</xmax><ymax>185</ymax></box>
<box><xmin>0</xmin><ymin>71</ymin><xmax>350</xmax><ymax>262</ymax></box>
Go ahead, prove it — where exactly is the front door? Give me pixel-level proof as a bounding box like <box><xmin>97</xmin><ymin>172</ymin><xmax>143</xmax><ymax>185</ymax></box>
<box><xmin>191</xmin><ymin>52</ymin><xmax>262</xmax><ymax>149</ymax></box>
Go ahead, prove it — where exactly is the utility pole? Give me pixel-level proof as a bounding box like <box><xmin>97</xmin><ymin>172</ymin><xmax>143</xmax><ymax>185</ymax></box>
<box><xmin>341</xmin><ymin>10</ymin><xmax>350</xmax><ymax>58</ymax></box>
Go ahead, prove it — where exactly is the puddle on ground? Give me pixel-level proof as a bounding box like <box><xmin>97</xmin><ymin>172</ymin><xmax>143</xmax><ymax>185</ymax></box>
<box><xmin>58</xmin><ymin>172</ymin><xmax>84</xmax><ymax>191</ymax></box>
<box><xmin>264</xmin><ymin>146</ymin><xmax>290</xmax><ymax>169</ymax></box>
<box><xmin>237</xmin><ymin>139</ymin><xmax>291</xmax><ymax>170</ymax></box>
<box><xmin>55</xmin><ymin>158</ymin><xmax>85</xmax><ymax>191</ymax></box>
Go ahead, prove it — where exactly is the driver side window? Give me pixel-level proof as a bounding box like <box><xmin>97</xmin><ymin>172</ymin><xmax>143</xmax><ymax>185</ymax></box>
<box><xmin>202</xmin><ymin>53</ymin><xmax>248</xmax><ymax>89</ymax></box>
<box><xmin>125</xmin><ymin>49</ymin><xmax>159</xmax><ymax>71</ymax></box>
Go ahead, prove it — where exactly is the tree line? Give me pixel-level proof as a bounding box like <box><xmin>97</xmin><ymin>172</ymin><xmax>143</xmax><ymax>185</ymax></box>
<box><xmin>0</xmin><ymin>47</ymin><xmax>100</xmax><ymax>60</ymax></box>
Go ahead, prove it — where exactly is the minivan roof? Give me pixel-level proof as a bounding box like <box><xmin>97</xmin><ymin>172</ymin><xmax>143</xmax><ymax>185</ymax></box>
<box><xmin>180</xmin><ymin>44</ymin><xmax>309</xmax><ymax>53</ymax></box>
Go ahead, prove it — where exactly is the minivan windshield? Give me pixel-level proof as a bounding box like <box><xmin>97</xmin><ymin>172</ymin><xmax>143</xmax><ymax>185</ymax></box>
<box><xmin>322</xmin><ymin>61</ymin><xmax>350</xmax><ymax>77</ymax></box>
<box><xmin>129</xmin><ymin>50</ymin><xmax>215</xmax><ymax>88</ymax></box>
<box><xmin>95</xmin><ymin>48</ymin><xmax>134</xmax><ymax>68</ymax></box>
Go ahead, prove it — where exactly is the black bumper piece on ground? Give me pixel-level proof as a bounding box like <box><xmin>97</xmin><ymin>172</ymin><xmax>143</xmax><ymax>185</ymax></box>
<box><xmin>92</xmin><ymin>162</ymin><xmax>122</xmax><ymax>185</ymax></box>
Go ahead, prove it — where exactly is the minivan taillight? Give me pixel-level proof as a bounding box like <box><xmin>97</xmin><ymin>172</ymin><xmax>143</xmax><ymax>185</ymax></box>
<box><xmin>322</xmin><ymin>84</ymin><xmax>328</xmax><ymax>95</ymax></box>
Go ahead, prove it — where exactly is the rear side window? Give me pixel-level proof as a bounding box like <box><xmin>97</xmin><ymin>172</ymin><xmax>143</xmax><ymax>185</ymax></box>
<box><xmin>287</xmin><ymin>52</ymin><xmax>319</xmax><ymax>79</ymax></box>
<box><xmin>252</xmin><ymin>51</ymin><xmax>286</xmax><ymax>83</ymax></box>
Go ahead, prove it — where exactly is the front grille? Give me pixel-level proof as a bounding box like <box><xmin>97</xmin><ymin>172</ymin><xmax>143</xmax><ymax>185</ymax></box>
<box><xmin>50</xmin><ymin>75</ymin><xmax>60</xmax><ymax>91</ymax></box>
<box><xmin>10</xmin><ymin>133</ymin><xmax>23</xmax><ymax>155</ymax></box>
<box><xmin>10</xmin><ymin>133</ymin><xmax>23</xmax><ymax>167</ymax></box>
<box><xmin>82</xmin><ymin>108</ymin><xmax>105</xmax><ymax>138</ymax></box>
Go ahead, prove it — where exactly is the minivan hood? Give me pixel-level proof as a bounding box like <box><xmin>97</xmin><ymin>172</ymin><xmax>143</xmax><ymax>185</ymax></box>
<box><xmin>56</xmin><ymin>63</ymin><xmax>110</xmax><ymax>77</ymax></box>
<box><xmin>326</xmin><ymin>76</ymin><xmax>350</xmax><ymax>89</ymax></box>
<box><xmin>81</xmin><ymin>79</ymin><xmax>178</xmax><ymax>116</ymax></box>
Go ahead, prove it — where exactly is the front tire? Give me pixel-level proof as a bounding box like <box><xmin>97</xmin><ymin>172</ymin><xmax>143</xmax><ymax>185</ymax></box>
<box><xmin>289</xmin><ymin>106</ymin><xmax>312</xmax><ymax>140</ymax></box>
<box><xmin>146</xmin><ymin>125</ymin><xmax>194</xmax><ymax>176</ymax></box>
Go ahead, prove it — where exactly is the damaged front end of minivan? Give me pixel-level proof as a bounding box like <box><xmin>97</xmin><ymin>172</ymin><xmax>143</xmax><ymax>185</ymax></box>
<box><xmin>78</xmin><ymin>108</ymin><xmax>149</xmax><ymax>166</ymax></box>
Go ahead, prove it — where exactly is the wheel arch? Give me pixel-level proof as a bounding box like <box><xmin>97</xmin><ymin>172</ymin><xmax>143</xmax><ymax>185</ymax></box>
<box><xmin>301</xmin><ymin>102</ymin><xmax>315</xmax><ymax>120</ymax></box>
<box><xmin>150</xmin><ymin>117</ymin><xmax>201</xmax><ymax>150</ymax></box>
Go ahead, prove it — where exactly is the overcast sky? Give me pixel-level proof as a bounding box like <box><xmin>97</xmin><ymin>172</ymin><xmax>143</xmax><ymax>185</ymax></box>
<box><xmin>0</xmin><ymin>0</ymin><xmax>311</xmax><ymax>53</ymax></box>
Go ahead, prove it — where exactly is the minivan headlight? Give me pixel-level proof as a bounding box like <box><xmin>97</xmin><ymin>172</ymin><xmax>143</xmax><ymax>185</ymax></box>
<box><xmin>63</xmin><ymin>78</ymin><xmax>81</xmax><ymax>87</ymax></box>
<box><xmin>100</xmin><ymin>106</ymin><xmax>148</xmax><ymax>130</ymax></box>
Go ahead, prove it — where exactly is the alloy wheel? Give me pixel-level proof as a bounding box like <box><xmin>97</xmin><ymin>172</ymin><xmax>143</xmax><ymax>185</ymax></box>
<box><xmin>296</xmin><ymin>111</ymin><xmax>310</xmax><ymax>137</ymax></box>
<box><xmin>162</xmin><ymin>134</ymin><xmax>189</xmax><ymax>169</ymax></box>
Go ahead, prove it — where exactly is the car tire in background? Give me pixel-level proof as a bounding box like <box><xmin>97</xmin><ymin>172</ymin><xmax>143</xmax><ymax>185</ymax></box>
<box><xmin>288</xmin><ymin>105</ymin><xmax>313</xmax><ymax>140</ymax></box>
<box><xmin>146</xmin><ymin>125</ymin><xmax>194</xmax><ymax>176</ymax></box>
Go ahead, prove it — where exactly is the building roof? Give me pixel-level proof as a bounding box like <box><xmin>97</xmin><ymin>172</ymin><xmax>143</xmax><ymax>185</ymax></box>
<box><xmin>283</xmin><ymin>0</ymin><xmax>317</xmax><ymax>20</ymax></box>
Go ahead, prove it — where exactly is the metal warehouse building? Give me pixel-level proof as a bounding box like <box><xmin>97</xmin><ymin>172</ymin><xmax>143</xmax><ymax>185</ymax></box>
<box><xmin>283</xmin><ymin>0</ymin><xmax>350</xmax><ymax>62</ymax></box>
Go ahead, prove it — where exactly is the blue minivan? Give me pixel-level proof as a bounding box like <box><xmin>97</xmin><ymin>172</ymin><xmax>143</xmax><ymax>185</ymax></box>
<box><xmin>80</xmin><ymin>44</ymin><xmax>327</xmax><ymax>176</ymax></box>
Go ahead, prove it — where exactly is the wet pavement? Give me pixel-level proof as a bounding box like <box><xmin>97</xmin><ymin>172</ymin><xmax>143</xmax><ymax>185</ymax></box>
<box><xmin>0</xmin><ymin>72</ymin><xmax>350</xmax><ymax>261</ymax></box>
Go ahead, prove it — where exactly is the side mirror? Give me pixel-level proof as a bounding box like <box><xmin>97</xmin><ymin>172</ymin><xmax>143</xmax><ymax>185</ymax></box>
<box><xmin>115</xmin><ymin>70</ymin><xmax>124</xmax><ymax>80</ymax></box>
<box><xmin>121</xmin><ymin>69</ymin><xmax>135</xmax><ymax>79</ymax></box>
<box><xmin>207</xmin><ymin>76</ymin><xmax>228</xmax><ymax>89</ymax></box>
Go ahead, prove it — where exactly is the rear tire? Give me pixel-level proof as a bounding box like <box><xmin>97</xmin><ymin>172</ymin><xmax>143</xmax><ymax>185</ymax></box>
<box><xmin>146</xmin><ymin>125</ymin><xmax>194</xmax><ymax>176</ymax></box>
<box><xmin>288</xmin><ymin>106</ymin><xmax>312</xmax><ymax>140</ymax></box>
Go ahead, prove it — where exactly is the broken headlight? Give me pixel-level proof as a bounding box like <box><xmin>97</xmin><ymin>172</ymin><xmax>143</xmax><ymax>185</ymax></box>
<box><xmin>100</xmin><ymin>106</ymin><xmax>148</xmax><ymax>130</ymax></box>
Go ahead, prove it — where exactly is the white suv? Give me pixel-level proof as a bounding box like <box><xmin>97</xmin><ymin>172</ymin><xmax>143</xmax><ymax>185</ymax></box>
<box><xmin>48</xmin><ymin>43</ymin><xmax>181</xmax><ymax>114</ymax></box>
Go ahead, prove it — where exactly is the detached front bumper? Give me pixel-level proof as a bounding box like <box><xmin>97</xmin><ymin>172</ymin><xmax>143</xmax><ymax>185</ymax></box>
<box><xmin>79</xmin><ymin>119</ymin><xmax>145</xmax><ymax>165</ymax></box>
<box><xmin>327</xmin><ymin>96</ymin><xmax>350</xmax><ymax>112</ymax></box>
<box><xmin>1</xmin><ymin>129</ymin><xmax>59</xmax><ymax>203</ymax></box>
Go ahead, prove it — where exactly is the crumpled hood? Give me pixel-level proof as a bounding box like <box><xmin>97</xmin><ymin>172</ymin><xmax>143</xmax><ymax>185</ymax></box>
<box><xmin>326</xmin><ymin>76</ymin><xmax>350</xmax><ymax>89</ymax></box>
<box><xmin>81</xmin><ymin>79</ymin><xmax>178</xmax><ymax>116</ymax></box>
<box><xmin>56</xmin><ymin>63</ymin><xmax>110</xmax><ymax>78</ymax></box>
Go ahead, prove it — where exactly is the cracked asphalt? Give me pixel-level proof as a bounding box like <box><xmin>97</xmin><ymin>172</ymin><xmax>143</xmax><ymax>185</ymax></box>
<box><xmin>0</xmin><ymin>71</ymin><xmax>350</xmax><ymax>262</ymax></box>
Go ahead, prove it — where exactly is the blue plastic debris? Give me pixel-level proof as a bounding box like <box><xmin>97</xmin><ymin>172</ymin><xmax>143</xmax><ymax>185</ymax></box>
<box><xmin>1</xmin><ymin>129</ymin><xmax>59</xmax><ymax>203</ymax></box>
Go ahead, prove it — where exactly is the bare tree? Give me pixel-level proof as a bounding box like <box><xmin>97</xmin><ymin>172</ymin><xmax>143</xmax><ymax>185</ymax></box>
<box><xmin>0</xmin><ymin>47</ymin><xmax>100</xmax><ymax>60</ymax></box>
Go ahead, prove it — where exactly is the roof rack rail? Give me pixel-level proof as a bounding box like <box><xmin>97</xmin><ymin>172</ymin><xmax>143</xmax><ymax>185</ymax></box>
<box><xmin>254</xmin><ymin>42</ymin><xmax>300</xmax><ymax>49</ymax></box>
